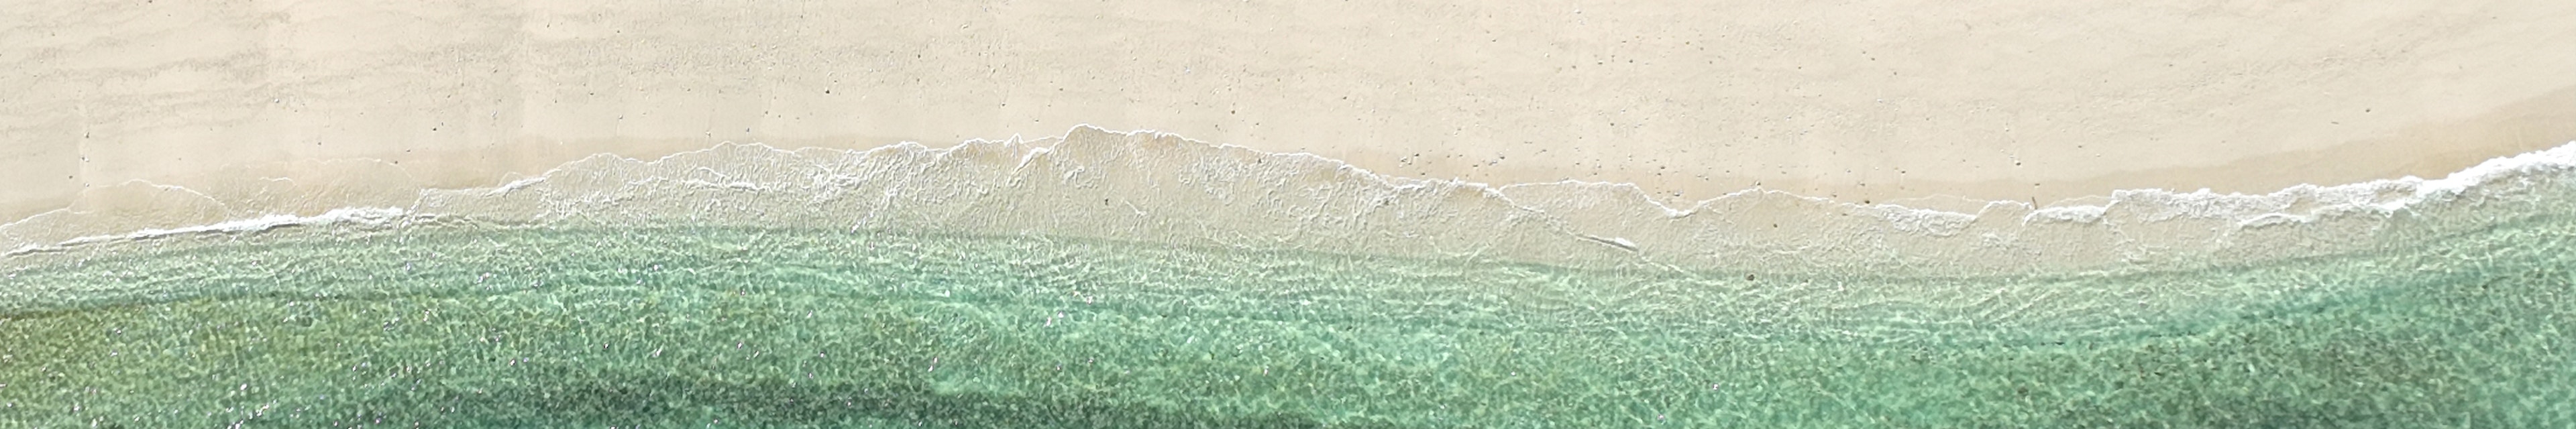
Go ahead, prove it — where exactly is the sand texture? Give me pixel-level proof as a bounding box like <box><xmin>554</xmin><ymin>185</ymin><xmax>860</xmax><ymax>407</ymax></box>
<box><xmin>6</xmin><ymin>0</ymin><xmax>2576</xmax><ymax>222</ymax></box>
<box><xmin>13</xmin><ymin>3</ymin><xmax>2576</xmax><ymax>426</ymax></box>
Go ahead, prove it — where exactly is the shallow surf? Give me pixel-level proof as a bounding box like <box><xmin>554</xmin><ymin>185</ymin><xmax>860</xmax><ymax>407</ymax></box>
<box><xmin>3</xmin><ymin>128</ymin><xmax>2572</xmax><ymax>426</ymax></box>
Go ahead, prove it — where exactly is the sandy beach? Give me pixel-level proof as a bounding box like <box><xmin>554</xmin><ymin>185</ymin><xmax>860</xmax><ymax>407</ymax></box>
<box><xmin>7</xmin><ymin>0</ymin><xmax>2575</xmax><ymax>223</ymax></box>
<box><xmin>17</xmin><ymin>3</ymin><xmax>2576</xmax><ymax>426</ymax></box>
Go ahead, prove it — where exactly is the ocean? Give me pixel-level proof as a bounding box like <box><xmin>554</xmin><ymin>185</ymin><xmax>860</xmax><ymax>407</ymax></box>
<box><xmin>3</xmin><ymin>128</ymin><xmax>2571</xmax><ymax>427</ymax></box>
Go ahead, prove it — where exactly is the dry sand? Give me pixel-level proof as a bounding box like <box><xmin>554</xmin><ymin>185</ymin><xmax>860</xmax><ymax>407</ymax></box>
<box><xmin>7</xmin><ymin>1</ymin><xmax>2575</xmax><ymax>223</ymax></box>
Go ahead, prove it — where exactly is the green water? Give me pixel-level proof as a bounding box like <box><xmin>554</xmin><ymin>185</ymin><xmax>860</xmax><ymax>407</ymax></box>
<box><xmin>1</xmin><ymin>217</ymin><xmax>2571</xmax><ymax>428</ymax></box>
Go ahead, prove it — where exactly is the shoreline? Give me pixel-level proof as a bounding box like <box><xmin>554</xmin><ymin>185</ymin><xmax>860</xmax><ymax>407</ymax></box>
<box><xmin>12</xmin><ymin>84</ymin><xmax>2573</xmax><ymax>222</ymax></box>
<box><xmin>10</xmin><ymin>115</ymin><xmax>2575</xmax><ymax>235</ymax></box>
<box><xmin>10</xmin><ymin>1</ymin><xmax>2576</xmax><ymax>225</ymax></box>
<box><xmin>11</xmin><ymin>3</ymin><xmax>2576</xmax><ymax>423</ymax></box>
<box><xmin>10</xmin><ymin>128</ymin><xmax>2572</xmax><ymax>277</ymax></box>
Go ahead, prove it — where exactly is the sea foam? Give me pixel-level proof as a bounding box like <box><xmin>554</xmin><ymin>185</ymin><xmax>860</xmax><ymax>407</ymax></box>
<box><xmin>6</xmin><ymin>127</ymin><xmax>2573</xmax><ymax>276</ymax></box>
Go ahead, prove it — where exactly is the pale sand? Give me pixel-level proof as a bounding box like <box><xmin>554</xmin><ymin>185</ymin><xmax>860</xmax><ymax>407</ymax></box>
<box><xmin>7</xmin><ymin>1</ymin><xmax>2575</xmax><ymax>223</ymax></box>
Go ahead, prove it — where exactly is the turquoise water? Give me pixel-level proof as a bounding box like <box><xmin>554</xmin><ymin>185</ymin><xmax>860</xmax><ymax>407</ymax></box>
<box><xmin>1</xmin><ymin>217</ymin><xmax>2570</xmax><ymax>427</ymax></box>
<box><xmin>4</xmin><ymin>134</ymin><xmax>2575</xmax><ymax>427</ymax></box>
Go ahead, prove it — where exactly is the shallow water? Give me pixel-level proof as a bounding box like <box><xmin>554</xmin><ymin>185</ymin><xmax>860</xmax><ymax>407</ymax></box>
<box><xmin>4</xmin><ymin>221</ymin><xmax>2572</xmax><ymax>427</ymax></box>
<box><xmin>4</xmin><ymin>131</ymin><xmax>2574</xmax><ymax>426</ymax></box>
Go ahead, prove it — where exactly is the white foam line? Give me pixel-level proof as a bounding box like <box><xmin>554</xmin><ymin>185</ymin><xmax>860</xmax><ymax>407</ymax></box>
<box><xmin>9</xmin><ymin>207</ymin><xmax>413</xmax><ymax>256</ymax></box>
<box><xmin>487</xmin><ymin>176</ymin><xmax>549</xmax><ymax>196</ymax></box>
<box><xmin>2027</xmin><ymin>205</ymin><xmax>2108</xmax><ymax>224</ymax></box>
<box><xmin>2036</xmin><ymin>141</ymin><xmax>2576</xmax><ymax>227</ymax></box>
<box><xmin>906</xmin><ymin>129</ymin><xmax>2574</xmax><ymax>235</ymax></box>
<box><xmin>11</xmin><ymin>124</ymin><xmax>2573</xmax><ymax>258</ymax></box>
<box><xmin>2422</xmin><ymin>141</ymin><xmax>2576</xmax><ymax>196</ymax></box>
<box><xmin>1014</xmin><ymin>145</ymin><xmax>1055</xmax><ymax>173</ymax></box>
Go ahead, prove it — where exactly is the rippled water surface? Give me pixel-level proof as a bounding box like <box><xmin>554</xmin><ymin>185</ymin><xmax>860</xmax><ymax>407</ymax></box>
<box><xmin>4</xmin><ymin>223</ymin><xmax>2572</xmax><ymax>427</ymax></box>
<box><xmin>5</xmin><ymin>133</ymin><xmax>2574</xmax><ymax>427</ymax></box>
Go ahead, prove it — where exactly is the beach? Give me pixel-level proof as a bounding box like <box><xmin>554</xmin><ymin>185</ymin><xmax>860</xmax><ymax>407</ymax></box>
<box><xmin>7</xmin><ymin>1</ymin><xmax>2576</xmax><ymax>427</ymax></box>
<box><xmin>8</xmin><ymin>1</ymin><xmax>2576</xmax><ymax>223</ymax></box>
